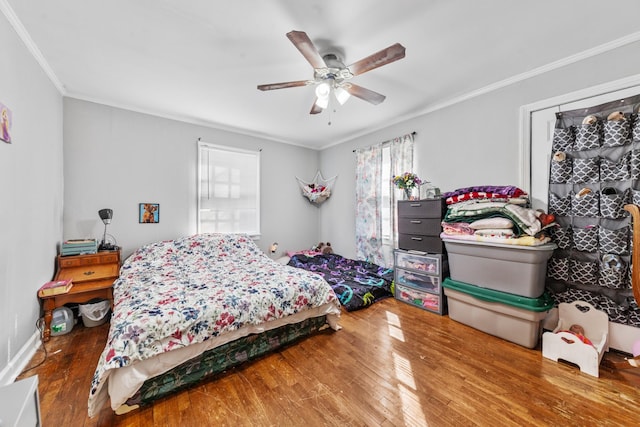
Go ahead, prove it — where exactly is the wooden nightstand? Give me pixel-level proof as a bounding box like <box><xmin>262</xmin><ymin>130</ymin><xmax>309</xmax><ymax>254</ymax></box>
<box><xmin>40</xmin><ymin>250</ymin><xmax>120</xmax><ymax>342</ymax></box>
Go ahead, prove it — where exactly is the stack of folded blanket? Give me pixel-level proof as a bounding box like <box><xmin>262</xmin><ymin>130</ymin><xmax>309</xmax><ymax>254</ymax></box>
<box><xmin>440</xmin><ymin>185</ymin><xmax>556</xmax><ymax>246</ymax></box>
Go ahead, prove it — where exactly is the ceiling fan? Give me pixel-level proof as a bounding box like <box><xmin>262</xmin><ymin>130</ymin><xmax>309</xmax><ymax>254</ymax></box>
<box><xmin>257</xmin><ymin>31</ymin><xmax>406</xmax><ymax>114</ymax></box>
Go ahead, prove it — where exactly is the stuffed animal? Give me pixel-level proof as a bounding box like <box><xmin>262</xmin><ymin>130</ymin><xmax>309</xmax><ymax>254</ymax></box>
<box><xmin>582</xmin><ymin>115</ymin><xmax>598</xmax><ymax>125</ymax></box>
<box><xmin>316</xmin><ymin>242</ymin><xmax>334</xmax><ymax>254</ymax></box>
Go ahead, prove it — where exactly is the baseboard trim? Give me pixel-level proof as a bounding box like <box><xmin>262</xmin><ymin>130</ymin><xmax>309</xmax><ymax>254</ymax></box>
<box><xmin>0</xmin><ymin>331</ymin><xmax>41</xmax><ymax>386</ymax></box>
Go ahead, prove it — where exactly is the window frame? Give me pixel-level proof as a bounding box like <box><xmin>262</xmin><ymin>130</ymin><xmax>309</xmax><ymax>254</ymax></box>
<box><xmin>197</xmin><ymin>141</ymin><xmax>261</xmax><ymax>237</ymax></box>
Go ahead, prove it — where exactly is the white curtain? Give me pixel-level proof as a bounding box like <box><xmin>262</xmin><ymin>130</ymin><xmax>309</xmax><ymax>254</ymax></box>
<box><xmin>355</xmin><ymin>133</ymin><xmax>414</xmax><ymax>267</ymax></box>
<box><xmin>355</xmin><ymin>143</ymin><xmax>383</xmax><ymax>264</ymax></box>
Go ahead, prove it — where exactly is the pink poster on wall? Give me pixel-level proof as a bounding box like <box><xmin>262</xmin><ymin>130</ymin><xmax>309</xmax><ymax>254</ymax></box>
<box><xmin>1</xmin><ymin>102</ymin><xmax>12</xmax><ymax>144</ymax></box>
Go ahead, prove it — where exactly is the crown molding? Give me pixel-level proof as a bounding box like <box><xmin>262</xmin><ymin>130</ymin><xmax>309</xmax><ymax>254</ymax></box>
<box><xmin>0</xmin><ymin>0</ymin><xmax>65</xmax><ymax>94</ymax></box>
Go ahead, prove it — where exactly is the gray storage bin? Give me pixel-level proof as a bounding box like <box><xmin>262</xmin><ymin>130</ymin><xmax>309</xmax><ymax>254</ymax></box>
<box><xmin>442</xmin><ymin>237</ymin><xmax>556</xmax><ymax>298</ymax></box>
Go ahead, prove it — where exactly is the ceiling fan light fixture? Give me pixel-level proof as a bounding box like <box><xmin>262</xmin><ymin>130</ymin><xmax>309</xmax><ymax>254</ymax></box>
<box><xmin>315</xmin><ymin>82</ymin><xmax>331</xmax><ymax>99</ymax></box>
<box><xmin>315</xmin><ymin>94</ymin><xmax>329</xmax><ymax>109</ymax></box>
<box><xmin>258</xmin><ymin>31</ymin><xmax>405</xmax><ymax>114</ymax></box>
<box><xmin>334</xmin><ymin>86</ymin><xmax>351</xmax><ymax>105</ymax></box>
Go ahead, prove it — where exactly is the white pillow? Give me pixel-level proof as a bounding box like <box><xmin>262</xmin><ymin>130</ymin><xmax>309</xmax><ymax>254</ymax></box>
<box><xmin>469</xmin><ymin>217</ymin><xmax>514</xmax><ymax>230</ymax></box>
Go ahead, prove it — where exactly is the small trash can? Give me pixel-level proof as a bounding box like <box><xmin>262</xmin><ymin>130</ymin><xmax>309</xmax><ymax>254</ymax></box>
<box><xmin>79</xmin><ymin>300</ymin><xmax>110</xmax><ymax>327</ymax></box>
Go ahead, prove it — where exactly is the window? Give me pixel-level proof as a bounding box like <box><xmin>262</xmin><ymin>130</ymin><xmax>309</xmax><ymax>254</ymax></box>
<box><xmin>197</xmin><ymin>141</ymin><xmax>260</xmax><ymax>236</ymax></box>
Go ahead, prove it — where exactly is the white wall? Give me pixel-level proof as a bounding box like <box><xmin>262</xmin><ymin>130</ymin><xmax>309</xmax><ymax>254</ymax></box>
<box><xmin>63</xmin><ymin>98</ymin><xmax>321</xmax><ymax>259</ymax></box>
<box><xmin>0</xmin><ymin>14</ymin><xmax>63</xmax><ymax>383</ymax></box>
<box><xmin>319</xmin><ymin>40</ymin><xmax>640</xmax><ymax>260</ymax></box>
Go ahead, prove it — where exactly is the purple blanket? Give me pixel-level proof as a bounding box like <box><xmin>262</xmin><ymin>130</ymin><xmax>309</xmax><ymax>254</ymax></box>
<box><xmin>287</xmin><ymin>253</ymin><xmax>394</xmax><ymax>311</ymax></box>
<box><xmin>442</xmin><ymin>185</ymin><xmax>524</xmax><ymax>198</ymax></box>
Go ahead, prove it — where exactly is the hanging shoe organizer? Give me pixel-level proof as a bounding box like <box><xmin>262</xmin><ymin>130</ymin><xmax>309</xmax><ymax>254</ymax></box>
<box><xmin>546</xmin><ymin>93</ymin><xmax>640</xmax><ymax>328</ymax></box>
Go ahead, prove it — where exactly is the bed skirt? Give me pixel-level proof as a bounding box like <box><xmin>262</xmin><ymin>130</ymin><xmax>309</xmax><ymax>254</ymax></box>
<box><xmin>115</xmin><ymin>315</ymin><xmax>329</xmax><ymax>414</ymax></box>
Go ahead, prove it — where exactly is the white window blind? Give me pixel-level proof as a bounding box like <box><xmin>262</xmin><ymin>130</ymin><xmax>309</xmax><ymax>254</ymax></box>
<box><xmin>197</xmin><ymin>141</ymin><xmax>260</xmax><ymax>236</ymax></box>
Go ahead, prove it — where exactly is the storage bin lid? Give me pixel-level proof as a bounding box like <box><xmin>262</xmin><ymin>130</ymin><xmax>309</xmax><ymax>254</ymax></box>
<box><xmin>441</xmin><ymin>236</ymin><xmax>557</xmax><ymax>252</ymax></box>
<box><xmin>442</xmin><ymin>278</ymin><xmax>554</xmax><ymax>311</ymax></box>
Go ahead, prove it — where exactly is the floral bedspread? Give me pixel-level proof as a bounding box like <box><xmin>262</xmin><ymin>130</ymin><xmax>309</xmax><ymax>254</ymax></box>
<box><xmin>287</xmin><ymin>253</ymin><xmax>394</xmax><ymax>311</ymax></box>
<box><xmin>88</xmin><ymin>233</ymin><xmax>340</xmax><ymax>416</ymax></box>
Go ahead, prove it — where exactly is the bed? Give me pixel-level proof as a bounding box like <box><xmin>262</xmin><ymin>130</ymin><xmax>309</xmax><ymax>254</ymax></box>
<box><xmin>88</xmin><ymin>233</ymin><xmax>341</xmax><ymax>417</ymax></box>
<box><xmin>286</xmin><ymin>253</ymin><xmax>394</xmax><ymax>311</ymax></box>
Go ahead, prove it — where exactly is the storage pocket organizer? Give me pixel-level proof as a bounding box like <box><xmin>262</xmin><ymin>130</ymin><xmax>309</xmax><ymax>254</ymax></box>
<box><xmin>603</xmin><ymin>119</ymin><xmax>630</xmax><ymax>147</ymax></box>
<box><xmin>572</xmin><ymin>225</ymin><xmax>598</xmax><ymax>252</ymax></box>
<box><xmin>555</xmin><ymin>288</ymin><xmax>602</xmax><ymax>307</ymax></box>
<box><xmin>600</xmin><ymin>188</ymin><xmax>629</xmax><ymax>219</ymax></box>
<box><xmin>599</xmin><ymin>225</ymin><xmax>629</xmax><ymax>255</ymax></box>
<box><xmin>572</xmin><ymin>157</ymin><xmax>600</xmax><ymax>183</ymax></box>
<box><xmin>633</xmin><ymin>189</ymin><xmax>640</xmax><ymax>205</ymax></box>
<box><xmin>552</xmin><ymin>127</ymin><xmax>574</xmax><ymax>151</ymax></box>
<box><xmin>569</xmin><ymin>259</ymin><xmax>599</xmax><ymax>286</ymax></box>
<box><xmin>571</xmin><ymin>191</ymin><xmax>599</xmax><ymax>217</ymax></box>
<box><xmin>597</xmin><ymin>296</ymin><xmax>628</xmax><ymax>324</ymax></box>
<box><xmin>632</xmin><ymin>149</ymin><xmax>640</xmax><ymax>180</ymax></box>
<box><xmin>548</xmin><ymin>192</ymin><xmax>572</xmax><ymax>217</ymax></box>
<box><xmin>550</xmin><ymin>156</ymin><xmax>572</xmax><ymax>183</ymax></box>
<box><xmin>599</xmin><ymin>255</ymin><xmax>629</xmax><ymax>289</ymax></box>
<box><xmin>627</xmin><ymin>300</ymin><xmax>640</xmax><ymax>327</ymax></box>
<box><xmin>547</xmin><ymin>256</ymin><xmax>570</xmax><ymax>282</ymax></box>
<box><xmin>575</xmin><ymin>121</ymin><xmax>602</xmax><ymax>151</ymax></box>
<box><xmin>600</xmin><ymin>152</ymin><xmax>630</xmax><ymax>182</ymax></box>
<box><xmin>551</xmin><ymin>226</ymin><xmax>572</xmax><ymax>250</ymax></box>
<box><xmin>632</xmin><ymin>113</ymin><xmax>640</xmax><ymax>142</ymax></box>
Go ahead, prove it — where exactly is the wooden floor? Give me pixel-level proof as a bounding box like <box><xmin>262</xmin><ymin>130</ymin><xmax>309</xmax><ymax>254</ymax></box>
<box><xmin>18</xmin><ymin>297</ymin><xmax>640</xmax><ymax>426</ymax></box>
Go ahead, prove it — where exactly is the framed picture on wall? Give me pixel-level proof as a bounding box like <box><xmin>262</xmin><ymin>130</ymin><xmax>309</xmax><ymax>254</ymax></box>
<box><xmin>139</xmin><ymin>203</ymin><xmax>159</xmax><ymax>223</ymax></box>
<box><xmin>1</xmin><ymin>102</ymin><xmax>12</xmax><ymax>144</ymax></box>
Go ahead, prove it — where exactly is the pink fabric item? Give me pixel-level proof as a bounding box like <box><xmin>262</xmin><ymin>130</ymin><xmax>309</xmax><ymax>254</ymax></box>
<box><xmin>286</xmin><ymin>249</ymin><xmax>322</xmax><ymax>257</ymax></box>
<box><xmin>441</xmin><ymin>222</ymin><xmax>474</xmax><ymax>235</ymax></box>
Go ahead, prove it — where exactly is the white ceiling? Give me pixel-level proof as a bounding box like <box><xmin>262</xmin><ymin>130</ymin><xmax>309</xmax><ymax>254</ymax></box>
<box><xmin>5</xmin><ymin>0</ymin><xmax>640</xmax><ymax>150</ymax></box>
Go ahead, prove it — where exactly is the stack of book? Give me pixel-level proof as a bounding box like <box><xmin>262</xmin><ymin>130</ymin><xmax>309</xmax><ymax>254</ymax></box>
<box><xmin>38</xmin><ymin>279</ymin><xmax>73</xmax><ymax>297</ymax></box>
<box><xmin>61</xmin><ymin>239</ymin><xmax>98</xmax><ymax>256</ymax></box>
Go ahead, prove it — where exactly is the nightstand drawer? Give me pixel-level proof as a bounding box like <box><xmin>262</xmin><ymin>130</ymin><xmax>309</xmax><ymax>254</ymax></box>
<box><xmin>398</xmin><ymin>234</ymin><xmax>444</xmax><ymax>253</ymax></box>
<box><xmin>396</xmin><ymin>268</ymin><xmax>441</xmax><ymax>293</ymax></box>
<box><xmin>59</xmin><ymin>257</ymin><xmax>98</xmax><ymax>267</ymax></box>
<box><xmin>58</xmin><ymin>252</ymin><xmax>119</xmax><ymax>267</ymax></box>
<box><xmin>397</xmin><ymin>217</ymin><xmax>441</xmax><ymax>235</ymax></box>
<box><xmin>398</xmin><ymin>199</ymin><xmax>443</xmax><ymax>218</ymax></box>
<box><xmin>394</xmin><ymin>250</ymin><xmax>441</xmax><ymax>275</ymax></box>
<box><xmin>395</xmin><ymin>283</ymin><xmax>445</xmax><ymax>314</ymax></box>
<box><xmin>55</xmin><ymin>263</ymin><xmax>119</xmax><ymax>283</ymax></box>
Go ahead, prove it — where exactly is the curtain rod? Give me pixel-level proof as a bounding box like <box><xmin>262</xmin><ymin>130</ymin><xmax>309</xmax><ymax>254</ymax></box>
<box><xmin>352</xmin><ymin>131</ymin><xmax>416</xmax><ymax>152</ymax></box>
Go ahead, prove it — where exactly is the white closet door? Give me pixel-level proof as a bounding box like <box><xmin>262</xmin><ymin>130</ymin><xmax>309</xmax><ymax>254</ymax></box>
<box><xmin>530</xmin><ymin>106</ymin><xmax>558</xmax><ymax>211</ymax></box>
<box><xmin>559</xmin><ymin>85</ymin><xmax>640</xmax><ymax>112</ymax></box>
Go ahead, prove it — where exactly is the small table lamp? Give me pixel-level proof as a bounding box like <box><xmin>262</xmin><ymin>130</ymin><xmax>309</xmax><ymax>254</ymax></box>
<box><xmin>98</xmin><ymin>208</ymin><xmax>114</xmax><ymax>250</ymax></box>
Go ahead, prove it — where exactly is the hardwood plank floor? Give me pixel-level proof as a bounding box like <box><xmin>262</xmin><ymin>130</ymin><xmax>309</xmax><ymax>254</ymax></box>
<box><xmin>17</xmin><ymin>297</ymin><xmax>640</xmax><ymax>426</ymax></box>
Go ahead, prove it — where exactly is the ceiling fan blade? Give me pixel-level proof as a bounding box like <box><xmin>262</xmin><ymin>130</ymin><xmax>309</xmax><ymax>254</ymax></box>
<box><xmin>344</xmin><ymin>83</ymin><xmax>386</xmax><ymax>105</ymax></box>
<box><xmin>257</xmin><ymin>80</ymin><xmax>310</xmax><ymax>91</ymax></box>
<box><xmin>286</xmin><ymin>30</ymin><xmax>326</xmax><ymax>69</ymax></box>
<box><xmin>310</xmin><ymin>100</ymin><xmax>323</xmax><ymax>115</ymax></box>
<box><xmin>348</xmin><ymin>43</ymin><xmax>406</xmax><ymax>76</ymax></box>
